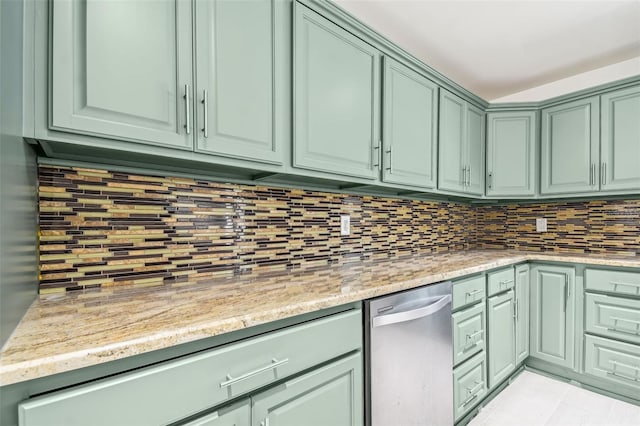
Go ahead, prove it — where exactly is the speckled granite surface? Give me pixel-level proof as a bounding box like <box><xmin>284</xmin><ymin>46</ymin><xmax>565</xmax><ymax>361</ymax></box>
<box><xmin>1</xmin><ymin>250</ymin><xmax>638</xmax><ymax>386</ymax></box>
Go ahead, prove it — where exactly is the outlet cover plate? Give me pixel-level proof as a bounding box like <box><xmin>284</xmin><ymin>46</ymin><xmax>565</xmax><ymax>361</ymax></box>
<box><xmin>536</xmin><ymin>218</ymin><xmax>547</xmax><ymax>232</ymax></box>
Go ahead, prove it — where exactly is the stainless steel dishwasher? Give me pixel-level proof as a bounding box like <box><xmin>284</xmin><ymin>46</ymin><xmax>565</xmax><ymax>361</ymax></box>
<box><xmin>365</xmin><ymin>281</ymin><xmax>453</xmax><ymax>426</ymax></box>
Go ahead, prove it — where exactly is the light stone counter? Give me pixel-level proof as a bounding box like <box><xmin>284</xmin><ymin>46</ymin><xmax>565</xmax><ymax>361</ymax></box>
<box><xmin>1</xmin><ymin>250</ymin><xmax>638</xmax><ymax>386</ymax></box>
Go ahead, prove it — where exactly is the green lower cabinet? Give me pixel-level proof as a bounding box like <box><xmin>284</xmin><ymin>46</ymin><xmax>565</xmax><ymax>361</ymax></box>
<box><xmin>487</xmin><ymin>290</ymin><xmax>516</xmax><ymax>388</ymax></box>
<box><xmin>453</xmin><ymin>351</ymin><xmax>487</xmax><ymax>422</ymax></box>
<box><xmin>515</xmin><ymin>264</ymin><xmax>530</xmax><ymax>364</ymax></box>
<box><xmin>252</xmin><ymin>353</ymin><xmax>363</xmax><ymax>426</ymax></box>
<box><xmin>453</xmin><ymin>302</ymin><xmax>486</xmax><ymax>366</ymax></box>
<box><xmin>584</xmin><ymin>335</ymin><xmax>640</xmax><ymax>394</ymax></box>
<box><xmin>529</xmin><ymin>265</ymin><xmax>575</xmax><ymax>369</ymax></box>
<box><xmin>183</xmin><ymin>400</ymin><xmax>251</xmax><ymax>426</ymax></box>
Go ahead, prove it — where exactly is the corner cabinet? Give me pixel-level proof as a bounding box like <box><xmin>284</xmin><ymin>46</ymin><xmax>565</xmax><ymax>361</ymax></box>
<box><xmin>529</xmin><ymin>264</ymin><xmax>575</xmax><ymax>370</ymax></box>
<box><xmin>486</xmin><ymin>111</ymin><xmax>536</xmax><ymax>197</ymax></box>
<box><xmin>600</xmin><ymin>85</ymin><xmax>640</xmax><ymax>192</ymax></box>
<box><xmin>293</xmin><ymin>3</ymin><xmax>381</xmax><ymax>180</ymax></box>
<box><xmin>540</xmin><ymin>97</ymin><xmax>600</xmax><ymax>195</ymax></box>
<box><xmin>50</xmin><ymin>0</ymin><xmax>194</xmax><ymax>149</ymax></box>
<box><xmin>381</xmin><ymin>57</ymin><xmax>438</xmax><ymax>189</ymax></box>
<box><xmin>438</xmin><ymin>90</ymin><xmax>485</xmax><ymax>195</ymax></box>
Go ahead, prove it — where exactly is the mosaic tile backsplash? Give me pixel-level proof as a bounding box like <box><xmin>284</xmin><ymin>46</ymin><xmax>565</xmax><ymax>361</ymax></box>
<box><xmin>38</xmin><ymin>166</ymin><xmax>476</xmax><ymax>293</ymax></box>
<box><xmin>38</xmin><ymin>166</ymin><xmax>639</xmax><ymax>293</ymax></box>
<box><xmin>476</xmin><ymin>200</ymin><xmax>640</xmax><ymax>255</ymax></box>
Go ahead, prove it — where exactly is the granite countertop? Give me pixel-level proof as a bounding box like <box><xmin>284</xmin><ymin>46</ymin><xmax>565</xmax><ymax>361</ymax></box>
<box><xmin>1</xmin><ymin>250</ymin><xmax>638</xmax><ymax>386</ymax></box>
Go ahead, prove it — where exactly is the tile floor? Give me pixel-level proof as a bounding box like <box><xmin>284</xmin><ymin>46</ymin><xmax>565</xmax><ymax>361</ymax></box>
<box><xmin>468</xmin><ymin>371</ymin><xmax>640</xmax><ymax>426</ymax></box>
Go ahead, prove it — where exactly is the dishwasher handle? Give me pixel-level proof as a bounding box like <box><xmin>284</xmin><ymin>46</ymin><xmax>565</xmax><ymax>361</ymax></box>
<box><xmin>372</xmin><ymin>294</ymin><xmax>451</xmax><ymax>328</ymax></box>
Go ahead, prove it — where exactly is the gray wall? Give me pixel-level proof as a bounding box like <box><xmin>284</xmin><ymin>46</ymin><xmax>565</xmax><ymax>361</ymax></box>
<box><xmin>0</xmin><ymin>0</ymin><xmax>38</xmax><ymax>347</ymax></box>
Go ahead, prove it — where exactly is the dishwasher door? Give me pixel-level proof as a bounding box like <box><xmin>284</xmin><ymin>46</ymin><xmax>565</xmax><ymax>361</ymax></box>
<box><xmin>365</xmin><ymin>281</ymin><xmax>453</xmax><ymax>426</ymax></box>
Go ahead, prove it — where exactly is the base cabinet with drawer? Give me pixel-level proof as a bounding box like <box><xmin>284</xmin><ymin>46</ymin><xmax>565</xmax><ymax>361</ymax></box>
<box><xmin>583</xmin><ymin>268</ymin><xmax>640</xmax><ymax>399</ymax></box>
<box><xmin>17</xmin><ymin>309</ymin><xmax>363</xmax><ymax>426</ymax></box>
<box><xmin>451</xmin><ymin>274</ymin><xmax>487</xmax><ymax>422</ymax></box>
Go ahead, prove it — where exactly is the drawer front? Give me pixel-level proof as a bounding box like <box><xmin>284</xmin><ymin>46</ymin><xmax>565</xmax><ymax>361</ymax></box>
<box><xmin>19</xmin><ymin>310</ymin><xmax>362</xmax><ymax>426</ymax></box>
<box><xmin>585</xmin><ymin>269</ymin><xmax>640</xmax><ymax>297</ymax></box>
<box><xmin>487</xmin><ymin>267</ymin><xmax>515</xmax><ymax>297</ymax></box>
<box><xmin>453</xmin><ymin>351</ymin><xmax>488</xmax><ymax>421</ymax></box>
<box><xmin>585</xmin><ymin>293</ymin><xmax>640</xmax><ymax>345</ymax></box>
<box><xmin>453</xmin><ymin>303</ymin><xmax>486</xmax><ymax>366</ymax></box>
<box><xmin>584</xmin><ymin>335</ymin><xmax>640</xmax><ymax>393</ymax></box>
<box><xmin>453</xmin><ymin>275</ymin><xmax>486</xmax><ymax>311</ymax></box>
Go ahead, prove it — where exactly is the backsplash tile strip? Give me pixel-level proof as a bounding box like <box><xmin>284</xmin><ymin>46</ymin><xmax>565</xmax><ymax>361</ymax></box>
<box><xmin>476</xmin><ymin>200</ymin><xmax>640</xmax><ymax>255</ymax></box>
<box><xmin>38</xmin><ymin>166</ymin><xmax>639</xmax><ymax>293</ymax></box>
<box><xmin>38</xmin><ymin>166</ymin><xmax>476</xmax><ymax>293</ymax></box>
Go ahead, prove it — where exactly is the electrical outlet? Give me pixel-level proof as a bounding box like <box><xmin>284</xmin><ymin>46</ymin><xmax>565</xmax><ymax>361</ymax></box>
<box><xmin>340</xmin><ymin>215</ymin><xmax>350</xmax><ymax>236</ymax></box>
<box><xmin>536</xmin><ymin>218</ymin><xmax>547</xmax><ymax>232</ymax></box>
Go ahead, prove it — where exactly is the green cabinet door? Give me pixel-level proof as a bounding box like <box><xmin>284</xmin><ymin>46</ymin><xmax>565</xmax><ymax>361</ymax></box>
<box><xmin>529</xmin><ymin>265</ymin><xmax>575</xmax><ymax>369</ymax></box>
<box><xmin>438</xmin><ymin>90</ymin><xmax>466</xmax><ymax>193</ymax></box>
<box><xmin>466</xmin><ymin>104</ymin><xmax>485</xmax><ymax>196</ymax></box>
<box><xmin>183</xmin><ymin>400</ymin><xmax>250</xmax><ymax>426</ymax></box>
<box><xmin>382</xmin><ymin>57</ymin><xmax>438</xmax><ymax>188</ymax></box>
<box><xmin>194</xmin><ymin>0</ymin><xmax>285</xmax><ymax>164</ymax></box>
<box><xmin>600</xmin><ymin>85</ymin><xmax>640</xmax><ymax>192</ymax></box>
<box><xmin>540</xmin><ymin>96</ymin><xmax>600</xmax><ymax>195</ymax></box>
<box><xmin>50</xmin><ymin>0</ymin><xmax>193</xmax><ymax>149</ymax></box>
<box><xmin>293</xmin><ymin>3</ymin><xmax>380</xmax><ymax>179</ymax></box>
<box><xmin>487</xmin><ymin>290</ymin><xmax>516</xmax><ymax>388</ymax></box>
<box><xmin>252</xmin><ymin>353</ymin><xmax>363</xmax><ymax>426</ymax></box>
<box><xmin>486</xmin><ymin>112</ymin><xmax>537</xmax><ymax>197</ymax></box>
<box><xmin>515</xmin><ymin>264</ymin><xmax>530</xmax><ymax>364</ymax></box>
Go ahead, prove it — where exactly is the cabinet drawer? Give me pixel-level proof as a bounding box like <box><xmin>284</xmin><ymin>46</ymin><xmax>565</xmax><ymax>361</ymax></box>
<box><xmin>453</xmin><ymin>275</ymin><xmax>485</xmax><ymax>311</ymax></box>
<box><xmin>584</xmin><ymin>335</ymin><xmax>640</xmax><ymax>394</ymax></box>
<box><xmin>453</xmin><ymin>303</ymin><xmax>486</xmax><ymax>366</ymax></box>
<box><xmin>585</xmin><ymin>269</ymin><xmax>640</xmax><ymax>297</ymax></box>
<box><xmin>453</xmin><ymin>351</ymin><xmax>488</xmax><ymax>421</ymax></box>
<box><xmin>586</xmin><ymin>293</ymin><xmax>640</xmax><ymax>345</ymax></box>
<box><xmin>18</xmin><ymin>310</ymin><xmax>362</xmax><ymax>426</ymax></box>
<box><xmin>487</xmin><ymin>267</ymin><xmax>514</xmax><ymax>297</ymax></box>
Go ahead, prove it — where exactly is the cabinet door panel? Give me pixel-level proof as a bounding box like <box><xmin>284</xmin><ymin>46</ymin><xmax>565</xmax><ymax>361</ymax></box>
<box><xmin>50</xmin><ymin>0</ymin><xmax>192</xmax><ymax>149</ymax></box>
<box><xmin>530</xmin><ymin>265</ymin><xmax>575</xmax><ymax>369</ymax></box>
<box><xmin>252</xmin><ymin>353</ymin><xmax>363</xmax><ymax>426</ymax></box>
<box><xmin>183</xmin><ymin>400</ymin><xmax>250</xmax><ymax>426</ymax></box>
<box><xmin>487</xmin><ymin>290</ymin><xmax>516</xmax><ymax>388</ymax></box>
<box><xmin>438</xmin><ymin>90</ymin><xmax>466</xmax><ymax>193</ymax></box>
<box><xmin>600</xmin><ymin>85</ymin><xmax>640</xmax><ymax>192</ymax></box>
<box><xmin>466</xmin><ymin>104</ymin><xmax>485</xmax><ymax>196</ymax></box>
<box><xmin>515</xmin><ymin>264</ymin><xmax>530</xmax><ymax>364</ymax></box>
<box><xmin>541</xmin><ymin>97</ymin><xmax>599</xmax><ymax>194</ymax></box>
<box><xmin>195</xmin><ymin>0</ymin><xmax>282</xmax><ymax>164</ymax></box>
<box><xmin>293</xmin><ymin>4</ymin><xmax>380</xmax><ymax>179</ymax></box>
<box><xmin>382</xmin><ymin>57</ymin><xmax>438</xmax><ymax>188</ymax></box>
<box><xmin>486</xmin><ymin>112</ymin><xmax>536</xmax><ymax>197</ymax></box>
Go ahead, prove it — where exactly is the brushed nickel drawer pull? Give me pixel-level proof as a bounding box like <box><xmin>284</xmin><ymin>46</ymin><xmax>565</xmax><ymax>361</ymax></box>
<box><xmin>466</xmin><ymin>289</ymin><xmax>482</xmax><ymax>298</ymax></box>
<box><xmin>201</xmin><ymin>89</ymin><xmax>208</xmax><ymax>138</ymax></box>
<box><xmin>184</xmin><ymin>84</ymin><xmax>191</xmax><ymax>135</ymax></box>
<box><xmin>607</xmin><ymin>371</ymin><xmax>640</xmax><ymax>383</ymax></box>
<box><xmin>220</xmin><ymin>358</ymin><xmax>289</xmax><ymax>388</ymax></box>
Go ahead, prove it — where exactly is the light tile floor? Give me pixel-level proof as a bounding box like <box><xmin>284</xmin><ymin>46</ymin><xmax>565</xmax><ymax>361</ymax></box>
<box><xmin>468</xmin><ymin>371</ymin><xmax>640</xmax><ymax>426</ymax></box>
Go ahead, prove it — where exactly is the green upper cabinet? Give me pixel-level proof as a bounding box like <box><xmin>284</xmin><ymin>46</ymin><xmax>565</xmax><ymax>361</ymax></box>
<box><xmin>50</xmin><ymin>0</ymin><xmax>193</xmax><ymax>149</ymax></box>
<box><xmin>438</xmin><ymin>90</ymin><xmax>485</xmax><ymax>195</ymax></box>
<box><xmin>486</xmin><ymin>111</ymin><xmax>537</xmax><ymax>197</ymax></box>
<box><xmin>540</xmin><ymin>96</ymin><xmax>600</xmax><ymax>195</ymax></box>
<box><xmin>194</xmin><ymin>0</ymin><xmax>285</xmax><ymax>165</ymax></box>
<box><xmin>529</xmin><ymin>264</ymin><xmax>575</xmax><ymax>370</ymax></box>
<box><xmin>600</xmin><ymin>85</ymin><xmax>640</xmax><ymax>192</ymax></box>
<box><xmin>293</xmin><ymin>3</ymin><xmax>381</xmax><ymax>180</ymax></box>
<box><xmin>381</xmin><ymin>57</ymin><xmax>438</xmax><ymax>189</ymax></box>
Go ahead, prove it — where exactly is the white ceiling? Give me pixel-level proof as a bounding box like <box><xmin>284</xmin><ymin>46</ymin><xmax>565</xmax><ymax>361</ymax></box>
<box><xmin>333</xmin><ymin>0</ymin><xmax>640</xmax><ymax>102</ymax></box>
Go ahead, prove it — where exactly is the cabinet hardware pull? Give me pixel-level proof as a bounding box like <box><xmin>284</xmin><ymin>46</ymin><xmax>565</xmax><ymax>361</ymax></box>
<box><xmin>373</xmin><ymin>142</ymin><xmax>380</xmax><ymax>168</ymax></box>
<box><xmin>466</xmin><ymin>289</ymin><xmax>482</xmax><ymax>298</ymax></box>
<box><xmin>607</xmin><ymin>327</ymin><xmax>640</xmax><ymax>336</ymax></box>
<box><xmin>466</xmin><ymin>380</ymin><xmax>484</xmax><ymax>396</ymax></box>
<box><xmin>610</xmin><ymin>359</ymin><xmax>640</xmax><ymax>372</ymax></box>
<box><xmin>466</xmin><ymin>330</ymin><xmax>483</xmax><ymax>341</ymax></box>
<box><xmin>467</xmin><ymin>165</ymin><xmax>471</xmax><ymax>186</ymax></box>
<box><xmin>608</xmin><ymin>316</ymin><xmax>640</xmax><ymax>335</ymax></box>
<box><xmin>184</xmin><ymin>84</ymin><xmax>191</xmax><ymax>135</ymax></box>
<box><xmin>611</xmin><ymin>281</ymin><xmax>640</xmax><ymax>290</ymax></box>
<box><xmin>462</xmin><ymin>393</ymin><xmax>479</xmax><ymax>406</ymax></box>
<box><xmin>462</xmin><ymin>166</ymin><xmax>466</xmax><ymax>186</ymax></box>
<box><xmin>607</xmin><ymin>371</ymin><xmax>640</xmax><ymax>383</ymax></box>
<box><xmin>563</xmin><ymin>276</ymin><xmax>568</xmax><ymax>312</ymax></box>
<box><xmin>201</xmin><ymin>89</ymin><xmax>208</xmax><ymax>138</ymax></box>
<box><xmin>488</xmin><ymin>172</ymin><xmax>493</xmax><ymax>189</ymax></box>
<box><xmin>386</xmin><ymin>146</ymin><xmax>392</xmax><ymax>171</ymax></box>
<box><xmin>515</xmin><ymin>299</ymin><xmax>519</xmax><ymax>321</ymax></box>
<box><xmin>220</xmin><ymin>358</ymin><xmax>289</xmax><ymax>388</ymax></box>
<box><xmin>601</xmin><ymin>162</ymin><xmax>606</xmax><ymax>186</ymax></box>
